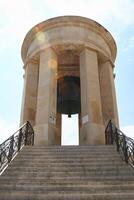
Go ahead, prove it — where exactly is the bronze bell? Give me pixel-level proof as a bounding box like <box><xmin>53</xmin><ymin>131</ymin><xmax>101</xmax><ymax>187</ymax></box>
<box><xmin>57</xmin><ymin>76</ymin><xmax>81</xmax><ymax>117</ymax></box>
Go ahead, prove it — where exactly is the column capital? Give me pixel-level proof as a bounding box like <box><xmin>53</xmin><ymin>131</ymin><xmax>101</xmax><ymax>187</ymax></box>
<box><xmin>23</xmin><ymin>56</ymin><xmax>39</xmax><ymax>69</ymax></box>
<box><xmin>99</xmin><ymin>59</ymin><xmax>115</xmax><ymax>68</ymax></box>
<box><xmin>80</xmin><ymin>46</ymin><xmax>98</xmax><ymax>56</ymax></box>
<box><xmin>39</xmin><ymin>47</ymin><xmax>57</xmax><ymax>58</ymax></box>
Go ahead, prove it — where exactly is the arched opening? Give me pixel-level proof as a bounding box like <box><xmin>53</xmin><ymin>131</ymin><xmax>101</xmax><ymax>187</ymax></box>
<box><xmin>57</xmin><ymin>76</ymin><xmax>81</xmax><ymax>145</ymax></box>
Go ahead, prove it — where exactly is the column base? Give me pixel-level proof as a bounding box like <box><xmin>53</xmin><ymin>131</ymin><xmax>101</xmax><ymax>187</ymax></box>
<box><xmin>80</xmin><ymin>123</ymin><xmax>105</xmax><ymax>145</ymax></box>
<box><xmin>34</xmin><ymin>124</ymin><xmax>56</xmax><ymax>145</ymax></box>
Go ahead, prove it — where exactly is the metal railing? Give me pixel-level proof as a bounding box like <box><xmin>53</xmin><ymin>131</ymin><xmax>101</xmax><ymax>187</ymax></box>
<box><xmin>0</xmin><ymin>121</ymin><xmax>34</xmax><ymax>173</ymax></box>
<box><xmin>105</xmin><ymin>120</ymin><xmax>134</xmax><ymax>168</ymax></box>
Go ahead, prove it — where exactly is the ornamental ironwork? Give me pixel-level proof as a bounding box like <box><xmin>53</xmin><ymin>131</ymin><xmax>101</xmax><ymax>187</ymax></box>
<box><xmin>0</xmin><ymin>121</ymin><xmax>34</xmax><ymax>173</ymax></box>
<box><xmin>105</xmin><ymin>120</ymin><xmax>134</xmax><ymax>168</ymax></box>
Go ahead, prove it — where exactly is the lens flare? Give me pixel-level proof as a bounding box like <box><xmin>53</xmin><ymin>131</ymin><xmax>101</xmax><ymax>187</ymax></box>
<box><xmin>35</xmin><ymin>31</ymin><xmax>45</xmax><ymax>42</ymax></box>
<box><xmin>48</xmin><ymin>59</ymin><xmax>57</xmax><ymax>70</ymax></box>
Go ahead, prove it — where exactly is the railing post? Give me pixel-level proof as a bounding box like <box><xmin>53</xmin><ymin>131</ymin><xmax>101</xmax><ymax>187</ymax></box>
<box><xmin>115</xmin><ymin>128</ymin><xmax>119</xmax><ymax>152</ymax></box>
<box><xmin>8</xmin><ymin>135</ymin><xmax>14</xmax><ymax>163</ymax></box>
<box><xmin>17</xmin><ymin>128</ymin><xmax>23</xmax><ymax>151</ymax></box>
<box><xmin>105</xmin><ymin>120</ymin><xmax>113</xmax><ymax>145</ymax></box>
<box><xmin>24</xmin><ymin>122</ymin><xmax>29</xmax><ymax>145</ymax></box>
<box><xmin>32</xmin><ymin>131</ymin><xmax>34</xmax><ymax>146</ymax></box>
<box><xmin>109</xmin><ymin>120</ymin><xmax>114</xmax><ymax>145</ymax></box>
<box><xmin>0</xmin><ymin>149</ymin><xmax>2</xmax><ymax>168</ymax></box>
<box><xmin>123</xmin><ymin>134</ymin><xmax>128</xmax><ymax>163</ymax></box>
<box><xmin>105</xmin><ymin>129</ymin><xmax>108</xmax><ymax>145</ymax></box>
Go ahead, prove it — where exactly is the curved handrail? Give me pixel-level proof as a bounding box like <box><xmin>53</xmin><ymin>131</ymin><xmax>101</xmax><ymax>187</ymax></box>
<box><xmin>0</xmin><ymin>121</ymin><xmax>34</xmax><ymax>173</ymax></box>
<box><xmin>105</xmin><ymin>120</ymin><xmax>134</xmax><ymax>168</ymax></box>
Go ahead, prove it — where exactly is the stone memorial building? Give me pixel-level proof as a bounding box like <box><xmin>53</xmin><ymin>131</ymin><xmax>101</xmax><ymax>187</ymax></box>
<box><xmin>20</xmin><ymin>16</ymin><xmax>118</xmax><ymax>145</ymax></box>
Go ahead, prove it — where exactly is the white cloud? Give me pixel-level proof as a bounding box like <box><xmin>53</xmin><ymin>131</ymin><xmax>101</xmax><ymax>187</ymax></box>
<box><xmin>121</xmin><ymin>125</ymin><xmax>134</xmax><ymax>140</ymax></box>
<box><xmin>43</xmin><ymin>0</ymin><xmax>134</xmax><ymax>25</ymax></box>
<box><xmin>0</xmin><ymin>118</ymin><xmax>18</xmax><ymax>144</ymax></box>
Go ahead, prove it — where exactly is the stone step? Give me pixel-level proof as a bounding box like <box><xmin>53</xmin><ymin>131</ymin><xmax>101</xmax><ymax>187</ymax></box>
<box><xmin>22</xmin><ymin>145</ymin><xmax>116</xmax><ymax>147</ymax></box>
<box><xmin>16</xmin><ymin>149</ymin><xmax>119</xmax><ymax>153</ymax></box>
<box><xmin>1</xmin><ymin>180</ymin><xmax>134</xmax><ymax>186</ymax></box>
<box><xmin>10</xmin><ymin>161</ymin><xmax>126</xmax><ymax>168</ymax></box>
<box><xmin>18</xmin><ymin>146</ymin><xmax>117</xmax><ymax>152</ymax></box>
<box><xmin>16</xmin><ymin>150</ymin><xmax>120</xmax><ymax>155</ymax></box>
<box><xmin>14</xmin><ymin>157</ymin><xmax>121</xmax><ymax>162</ymax></box>
<box><xmin>11</xmin><ymin>160</ymin><xmax>124</xmax><ymax>166</ymax></box>
<box><xmin>1</xmin><ymin>184</ymin><xmax>134</xmax><ymax>193</ymax></box>
<box><xmin>13</xmin><ymin>156</ymin><xmax>123</xmax><ymax>162</ymax></box>
<box><xmin>0</xmin><ymin>179</ymin><xmax>134</xmax><ymax>185</ymax></box>
<box><xmin>23</xmin><ymin>145</ymin><xmax>114</xmax><ymax>149</ymax></box>
<box><xmin>2</xmin><ymin>171</ymin><xmax>134</xmax><ymax>179</ymax></box>
<box><xmin>9</xmin><ymin>161</ymin><xmax>126</xmax><ymax>167</ymax></box>
<box><xmin>0</xmin><ymin>191</ymin><xmax>134</xmax><ymax>200</ymax></box>
<box><xmin>18</xmin><ymin>152</ymin><xmax>119</xmax><ymax>157</ymax></box>
<box><xmin>10</xmin><ymin>160</ymin><xmax>125</xmax><ymax>166</ymax></box>
<box><xmin>5</xmin><ymin>170</ymin><xmax>134</xmax><ymax>180</ymax></box>
<box><xmin>17</xmin><ymin>152</ymin><xmax>120</xmax><ymax>156</ymax></box>
<box><xmin>21</xmin><ymin>147</ymin><xmax>117</xmax><ymax>152</ymax></box>
<box><xmin>5</xmin><ymin>164</ymin><xmax>132</xmax><ymax>172</ymax></box>
<box><xmin>1</xmin><ymin>176</ymin><xmax>134</xmax><ymax>184</ymax></box>
<box><xmin>7</xmin><ymin>165</ymin><xmax>130</xmax><ymax>172</ymax></box>
<box><xmin>22</xmin><ymin>146</ymin><xmax>116</xmax><ymax>150</ymax></box>
<box><xmin>1</xmin><ymin>177</ymin><xmax>134</xmax><ymax>183</ymax></box>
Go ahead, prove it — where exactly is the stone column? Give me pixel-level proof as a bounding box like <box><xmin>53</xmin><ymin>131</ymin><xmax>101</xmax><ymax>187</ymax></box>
<box><xmin>20</xmin><ymin>59</ymin><xmax>39</xmax><ymax>126</ymax></box>
<box><xmin>55</xmin><ymin>113</ymin><xmax>62</xmax><ymax>145</ymax></box>
<box><xmin>80</xmin><ymin>48</ymin><xmax>105</xmax><ymax>145</ymax></box>
<box><xmin>78</xmin><ymin>113</ymin><xmax>82</xmax><ymax>144</ymax></box>
<box><xmin>99</xmin><ymin>61</ymin><xmax>119</xmax><ymax>126</ymax></box>
<box><xmin>34</xmin><ymin>48</ymin><xmax>58</xmax><ymax>145</ymax></box>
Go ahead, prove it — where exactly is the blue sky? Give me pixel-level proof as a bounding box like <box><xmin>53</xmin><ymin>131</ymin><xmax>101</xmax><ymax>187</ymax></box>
<box><xmin>0</xmin><ymin>0</ymin><xmax>134</xmax><ymax>143</ymax></box>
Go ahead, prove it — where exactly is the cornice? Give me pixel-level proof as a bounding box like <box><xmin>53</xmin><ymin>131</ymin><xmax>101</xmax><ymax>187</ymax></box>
<box><xmin>21</xmin><ymin>16</ymin><xmax>117</xmax><ymax>63</ymax></box>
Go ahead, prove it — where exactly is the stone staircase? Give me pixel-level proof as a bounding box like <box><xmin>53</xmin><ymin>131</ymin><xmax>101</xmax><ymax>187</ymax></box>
<box><xmin>0</xmin><ymin>145</ymin><xmax>134</xmax><ymax>199</ymax></box>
